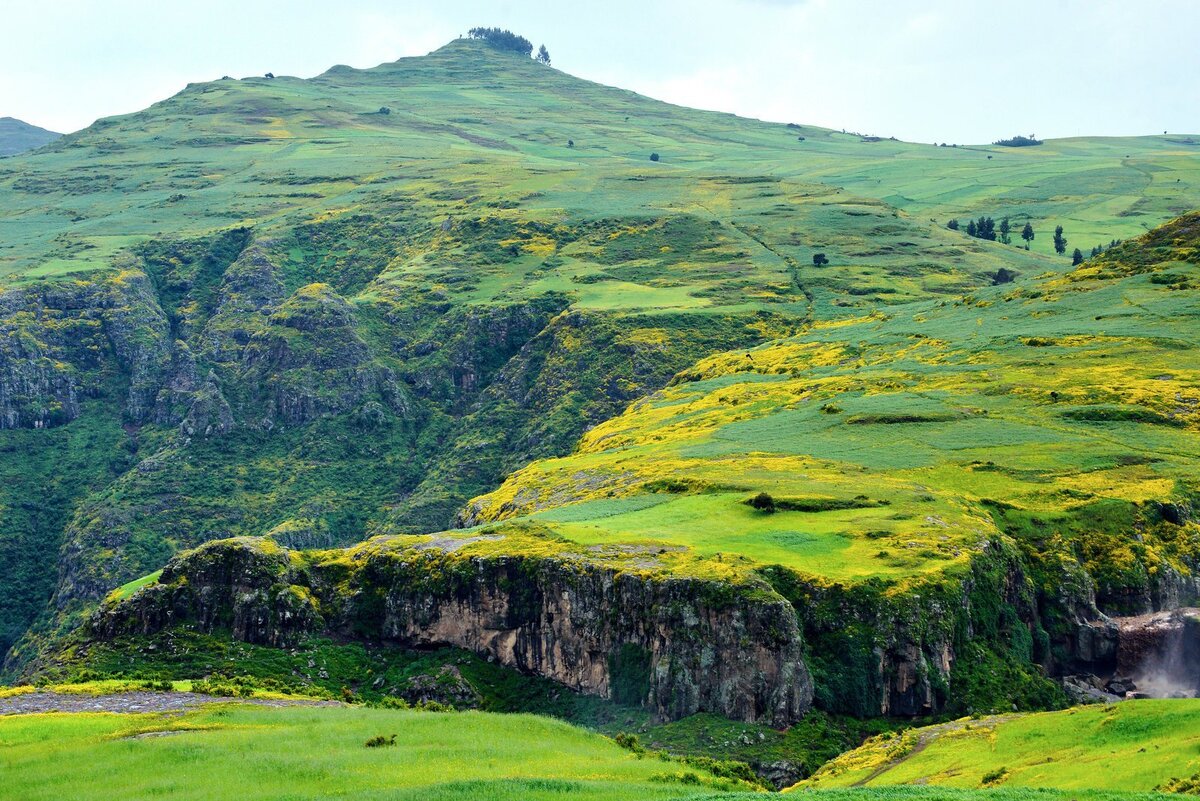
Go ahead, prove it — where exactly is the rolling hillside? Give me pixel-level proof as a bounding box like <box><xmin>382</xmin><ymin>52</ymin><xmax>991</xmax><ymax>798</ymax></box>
<box><xmin>8</xmin><ymin>37</ymin><xmax>1177</xmax><ymax>667</ymax></box>
<box><xmin>798</xmin><ymin>700</ymin><xmax>1200</xmax><ymax>793</ymax></box>
<box><xmin>1</xmin><ymin>37</ymin><xmax>1199</xmax><ymax>789</ymax></box>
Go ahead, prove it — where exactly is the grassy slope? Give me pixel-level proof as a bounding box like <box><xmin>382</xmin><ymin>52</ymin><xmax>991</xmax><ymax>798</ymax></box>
<box><xmin>1</xmin><ymin>42</ymin><xmax>1195</xmax><ymax>281</ymax></box>
<box><xmin>3</xmin><ymin>697</ymin><xmax>1191</xmax><ymax>801</ymax></box>
<box><xmin>0</xmin><ymin>117</ymin><xmax>61</xmax><ymax>157</ymax></box>
<box><xmin>798</xmin><ymin>699</ymin><xmax>1200</xmax><ymax>793</ymax></box>
<box><xmin>0</xmin><ymin>703</ymin><xmax>754</xmax><ymax>800</ymax></box>
<box><xmin>466</xmin><ymin>214</ymin><xmax>1200</xmax><ymax>589</ymax></box>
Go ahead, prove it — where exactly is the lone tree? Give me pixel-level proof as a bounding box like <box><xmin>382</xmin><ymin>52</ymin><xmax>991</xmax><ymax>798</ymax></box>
<box><xmin>649</xmin><ymin>152</ymin><xmax>660</xmax><ymax>162</ymax></box>
<box><xmin>1053</xmin><ymin>225</ymin><xmax>1067</xmax><ymax>255</ymax></box>
<box><xmin>812</xmin><ymin>253</ymin><xmax>829</xmax><ymax>267</ymax></box>
<box><xmin>999</xmin><ymin>217</ymin><xmax>1011</xmax><ymax>245</ymax></box>
<box><xmin>1021</xmin><ymin>222</ymin><xmax>1035</xmax><ymax>248</ymax></box>
<box><xmin>748</xmin><ymin>492</ymin><xmax>776</xmax><ymax>513</ymax></box>
<box><xmin>967</xmin><ymin>219</ymin><xmax>978</xmax><ymax>238</ymax></box>
<box><xmin>1072</xmin><ymin>247</ymin><xmax>1084</xmax><ymax>265</ymax></box>
<box><xmin>536</xmin><ymin>44</ymin><xmax>551</xmax><ymax>64</ymax></box>
<box><xmin>467</xmin><ymin>27</ymin><xmax>534</xmax><ymax>57</ymax></box>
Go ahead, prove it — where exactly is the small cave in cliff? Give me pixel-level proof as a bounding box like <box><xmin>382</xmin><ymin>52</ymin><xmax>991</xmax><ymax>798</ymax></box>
<box><xmin>1067</xmin><ymin>609</ymin><xmax>1200</xmax><ymax>702</ymax></box>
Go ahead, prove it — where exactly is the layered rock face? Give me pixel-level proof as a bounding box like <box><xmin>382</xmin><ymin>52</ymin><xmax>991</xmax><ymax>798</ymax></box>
<box><xmin>91</xmin><ymin>537</ymin><xmax>813</xmax><ymax>726</ymax></box>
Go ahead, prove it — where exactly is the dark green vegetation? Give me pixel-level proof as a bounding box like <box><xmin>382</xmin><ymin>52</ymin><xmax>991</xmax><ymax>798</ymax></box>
<box><xmin>1</xmin><ymin>33</ymin><xmax>1200</xmax><ymax>798</ymax></box>
<box><xmin>0</xmin><ymin>116</ymin><xmax>61</xmax><ymax>157</ymax></box>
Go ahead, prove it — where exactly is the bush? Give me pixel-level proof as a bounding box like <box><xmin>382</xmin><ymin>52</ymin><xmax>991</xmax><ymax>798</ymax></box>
<box><xmin>364</xmin><ymin>734</ymin><xmax>397</xmax><ymax>748</ymax></box>
<box><xmin>614</xmin><ymin>732</ymin><xmax>646</xmax><ymax>755</ymax></box>
<box><xmin>747</xmin><ymin>492</ymin><xmax>776</xmax><ymax>513</ymax></box>
<box><xmin>378</xmin><ymin>106</ymin><xmax>391</xmax><ymax>115</ymax></box>
<box><xmin>982</xmin><ymin>767</ymin><xmax>1008</xmax><ymax>785</ymax></box>
<box><xmin>649</xmin><ymin>152</ymin><xmax>660</xmax><ymax>162</ymax></box>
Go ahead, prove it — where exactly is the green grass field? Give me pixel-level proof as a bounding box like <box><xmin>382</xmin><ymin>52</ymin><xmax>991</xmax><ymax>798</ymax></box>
<box><xmin>798</xmin><ymin>700</ymin><xmax>1200</xmax><ymax>793</ymax></box>
<box><xmin>0</xmin><ymin>703</ymin><xmax>758</xmax><ymax>800</ymax></box>
<box><xmin>3</xmin><ymin>698</ymin><xmax>1195</xmax><ymax>801</ymax></box>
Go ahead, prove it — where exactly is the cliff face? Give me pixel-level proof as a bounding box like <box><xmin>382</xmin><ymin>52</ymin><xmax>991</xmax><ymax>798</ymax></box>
<box><xmin>0</xmin><ymin>269</ymin><xmax>169</xmax><ymax>430</ymax></box>
<box><xmin>90</xmin><ymin>536</ymin><xmax>813</xmax><ymax>726</ymax></box>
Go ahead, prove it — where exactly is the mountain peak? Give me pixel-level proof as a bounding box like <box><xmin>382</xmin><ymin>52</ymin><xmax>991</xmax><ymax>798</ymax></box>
<box><xmin>0</xmin><ymin>117</ymin><xmax>62</xmax><ymax>157</ymax></box>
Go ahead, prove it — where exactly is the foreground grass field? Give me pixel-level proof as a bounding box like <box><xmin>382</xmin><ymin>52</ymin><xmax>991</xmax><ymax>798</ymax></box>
<box><xmin>3</xmin><ymin>698</ymin><xmax>1193</xmax><ymax>801</ymax></box>
<box><xmin>0</xmin><ymin>703</ymin><xmax>756</xmax><ymax>800</ymax></box>
<box><xmin>797</xmin><ymin>699</ymin><xmax>1200</xmax><ymax>793</ymax></box>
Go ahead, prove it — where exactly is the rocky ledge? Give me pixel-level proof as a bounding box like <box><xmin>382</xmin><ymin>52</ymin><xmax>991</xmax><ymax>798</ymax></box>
<box><xmin>89</xmin><ymin>536</ymin><xmax>814</xmax><ymax>726</ymax></box>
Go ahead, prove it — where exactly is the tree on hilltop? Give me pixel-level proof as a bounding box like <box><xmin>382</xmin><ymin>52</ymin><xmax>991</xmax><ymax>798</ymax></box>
<box><xmin>467</xmin><ymin>27</ymin><xmax>534</xmax><ymax>57</ymax></box>
<box><xmin>536</xmin><ymin>44</ymin><xmax>551</xmax><ymax>64</ymax></box>
<box><xmin>1053</xmin><ymin>225</ymin><xmax>1067</xmax><ymax>255</ymax></box>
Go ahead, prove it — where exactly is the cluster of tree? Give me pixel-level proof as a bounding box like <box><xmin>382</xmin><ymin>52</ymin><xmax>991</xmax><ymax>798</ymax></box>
<box><xmin>1088</xmin><ymin>239</ymin><xmax>1122</xmax><ymax>257</ymax></box>
<box><xmin>949</xmin><ymin>217</ymin><xmax>1036</xmax><ymax>249</ymax></box>
<box><xmin>466</xmin><ymin>28</ymin><xmax>551</xmax><ymax>64</ymax></box>
<box><xmin>993</xmin><ymin>134</ymin><xmax>1043</xmax><ymax>147</ymax></box>
<box><xmin>1069</xmin><ymin>235</ymin><xmax>1122</xmax><ymax>267</ymax></box>
<box><xmin>468</xmin><ymin>27</ymin><xmax>533</xmax><ymax>57</ymax></box>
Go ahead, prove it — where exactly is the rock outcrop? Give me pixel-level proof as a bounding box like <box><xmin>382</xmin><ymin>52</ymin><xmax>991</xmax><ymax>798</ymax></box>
<box><xmin>91</xmin><ymin>536</ymin><xmax>814</xmax><ymax>726</ymax></box>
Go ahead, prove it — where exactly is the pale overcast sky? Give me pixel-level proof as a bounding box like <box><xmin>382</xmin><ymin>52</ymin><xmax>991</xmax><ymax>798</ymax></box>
<box><xmin>2</xmin><ymin>0</ymin><xmax>1197</xmax><ymax>143</ymax></box>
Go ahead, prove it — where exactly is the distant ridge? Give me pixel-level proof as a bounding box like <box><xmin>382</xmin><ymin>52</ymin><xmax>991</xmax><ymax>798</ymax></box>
<box><xmin>0</xmin><ymin>117</ymin><xmax>62</xmax><ymax>157</ymax></box>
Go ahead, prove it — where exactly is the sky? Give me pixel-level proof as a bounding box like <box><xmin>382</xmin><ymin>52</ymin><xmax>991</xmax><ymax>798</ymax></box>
<box><xmin>2</xmin><ymin>0</ymin><xmax>1198</xmax><ymax>143</ymax></box>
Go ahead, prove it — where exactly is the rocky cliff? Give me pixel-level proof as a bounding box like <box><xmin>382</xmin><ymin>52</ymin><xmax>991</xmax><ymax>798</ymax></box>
<box><xmin>91</xmin><ymin>535</ymin><xmax>813</xmax><ymax>726</ymax></box>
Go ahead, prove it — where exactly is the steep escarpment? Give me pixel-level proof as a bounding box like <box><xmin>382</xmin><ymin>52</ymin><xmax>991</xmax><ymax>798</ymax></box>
<box><xmin>90</xmin><ymin>535</ymin><xmax>813</xmax><ymax>725</ymax></box>
<box><xmin>1</xmin><ymin>211</ymin><xmax>787</xmax><ymax>673</ymax></box>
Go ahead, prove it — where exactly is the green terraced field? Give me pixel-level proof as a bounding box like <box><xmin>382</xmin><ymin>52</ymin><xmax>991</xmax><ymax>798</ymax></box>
<box><xmin>466</xmin><ymin>214</ymin><xmax>1200</xmax><ymax>589</ymax></box>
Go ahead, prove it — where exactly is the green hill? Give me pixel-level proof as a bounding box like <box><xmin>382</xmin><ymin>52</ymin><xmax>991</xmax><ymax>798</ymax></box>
<box><xmin>797</xmin><ymin>699</ymin><xmax>1200</xmax><ymax>793</ymax></box>
<box><xmin>2</xmin><ymin>37</ymin><xmax>1200</xmax><ymax>788</ymax></box>
<box><xmin>0</xmin><ymin>117</ymin><xmax>60</xmax><ymax>157</ymax></box>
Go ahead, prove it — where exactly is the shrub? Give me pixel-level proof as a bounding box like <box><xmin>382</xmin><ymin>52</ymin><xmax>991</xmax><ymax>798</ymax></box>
<box><xmin>982</xmin><ymin>767</ymin><xmax>1008</xmax><ymax>785</ymax></box>
<box><xmin>613</xmin><ymin>732</ymin><xmax>646</xmax><ymax>755</ymax></box>
<box><xmin>649</xmin><ymin>152</ymin><xmax>660</xmax><ymax>162</ymax></box>
<box><xmin>378</xmin><ymin>106</ymin><xmax>391</xmax><ymax>115</ymax></box>
<box><xmin>747</xmin><ymin>492</ymin><xmax>776</xmax><ymax>513</ymax></box>
<box><xmin>364</xmin><ymin>734</ymin><xmax>397</xmax><ymax>748</ymax></box>
<box><xmin>1158</xmin><ymin>773</ymin><xmax>1200</xmax><ymax>794</ymax></box>
<box><xmin>812</xmin><ymin>253</ymin><xmax>829</xmax><ymax>266</ymax></box>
